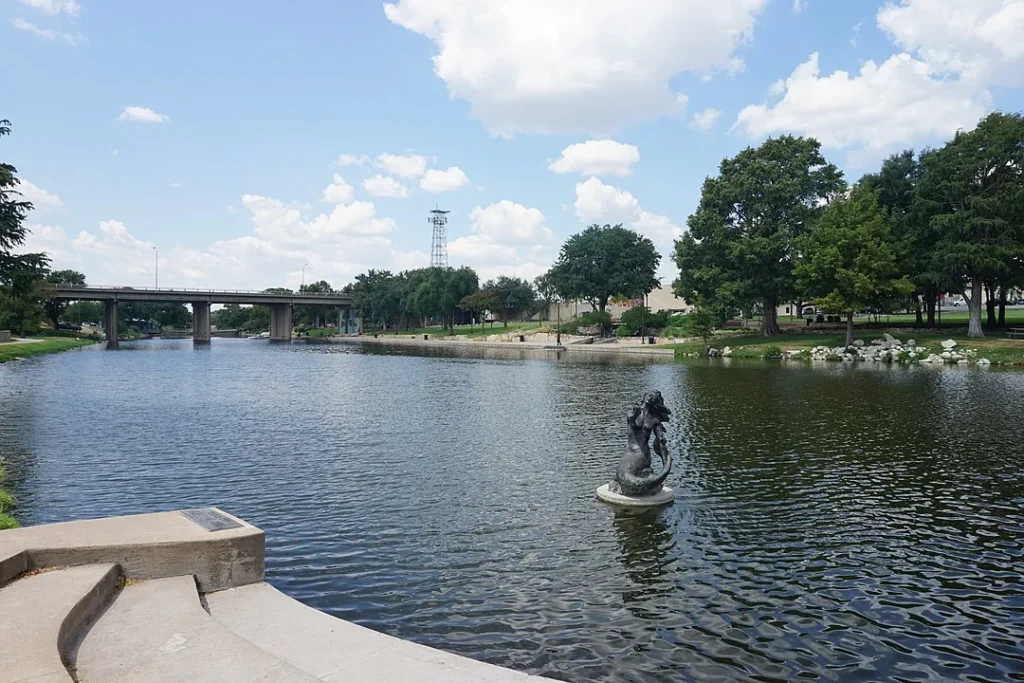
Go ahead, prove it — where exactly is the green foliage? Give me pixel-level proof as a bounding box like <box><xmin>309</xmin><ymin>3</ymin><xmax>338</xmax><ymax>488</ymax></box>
<box><xmin>686</xmin><ymin>306</ymin><xmax>722</xmax><ymax>350</ymax></box>
<box><xmin>547</xmin><ymin>224</ymin><xmax>660</xmax><ymax>312</ymax></box>
<box><xmin>917</xmin><ymin>112</ymin><xmax>1024</xmax><ymax>337</ymax></box>
<box><xmin>42</xmin><ymin>269</ymin><xmax>86</xmax><ymax>329</ymax></box>
<box><xmin>1</xmin><ymin>120</ymin><xmax>50</xmax><ymax>335</ymax></box>
<box><xmin>482</xmin><ymin>275</ymin><xmax>535</xmax><ymax>327</ymax></box>
<box><xmin>795</xmin><ymin>187</ymin><xmax>914</xmax><ymax>344</ymax></box>
<box><xmin>294</xmin><ymin>280</ymin><xmax>337</xmax><ymax>328</ymax></box>
<box><xmin>674</xmin><ymin>136</ymin><xmax>845</xmax><ymax>336</ymax></box>
<box><xmin>0</xmin><ymin>459</ymin><xmax>17</xmax><ymax>529</ymax></box>
<box><xmin>118</xmin><ymin>301</ymin><xmax>191</xmax><ymax>330</ymax></box>
<box><xmin>582</xmin><ymin>310</ymin><xmax>612</xmax><ymax>334</ymax></box>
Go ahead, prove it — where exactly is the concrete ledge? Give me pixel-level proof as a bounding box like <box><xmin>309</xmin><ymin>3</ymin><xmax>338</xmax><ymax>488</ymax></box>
<box><xmin>0</xmin><ymin>508</ymin><xmax>263</xmax><ymax>591</ymax></box>
<box><xmin>0</xmin><ymin>563</ymin><xmax>120</xmax><ymax>683</ymax></box>
<box><xmin>0</xmin><ymin>548</ymin><xmax>29</xmax><ymax>586</ymax></box>
<box><xmin>207</xmin><ymin>582</ymin><xmax>557</xmax><ymax>682</ymax></box>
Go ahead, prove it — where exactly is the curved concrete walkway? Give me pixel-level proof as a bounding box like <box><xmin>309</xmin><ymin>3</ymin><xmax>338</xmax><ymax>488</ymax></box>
<box><xmin>0</xmin><ymin>508</ymin><xmax>560</xmax><ymax>683</ymax></box>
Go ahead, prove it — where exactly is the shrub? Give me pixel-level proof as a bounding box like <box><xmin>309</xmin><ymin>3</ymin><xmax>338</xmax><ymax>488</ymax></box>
<box><xmin>0</xmin><ymin>461</ymin><xmax>16</xmax><ymax>530</ymax></box>
<box><xmin>584</xmin><ymin>310</ymin><xmax>613</xmax><ymax>335</ymax></box>
<box><xmin>616</xmin><ymin>324</ymin><xmax>632</xmax><ymax>338</ymax></box>
<box><xmin>662</xmin><ymin>325</ymin><xmax>688</xmax><ymax>338</ymax></box>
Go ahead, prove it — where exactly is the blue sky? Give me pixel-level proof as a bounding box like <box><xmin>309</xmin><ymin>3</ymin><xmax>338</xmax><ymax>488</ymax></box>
<box><xmin>6</xmin><ymin>0</ymin><xmax>1023</xmax><ymax>290</ymax></box>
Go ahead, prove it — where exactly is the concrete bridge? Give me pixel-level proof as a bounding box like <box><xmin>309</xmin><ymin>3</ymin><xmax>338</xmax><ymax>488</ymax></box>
<box><xmin>47</xmin><ymin>286</ymin><xmax>353</xmax><ymax>348</ymax></box>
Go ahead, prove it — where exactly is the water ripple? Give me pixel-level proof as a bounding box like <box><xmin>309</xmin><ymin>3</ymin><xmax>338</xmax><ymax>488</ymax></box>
<box><xmin>0</xmin><ymin>341</ymin><xmax>1022</xmax><ymax>682</ymax></box>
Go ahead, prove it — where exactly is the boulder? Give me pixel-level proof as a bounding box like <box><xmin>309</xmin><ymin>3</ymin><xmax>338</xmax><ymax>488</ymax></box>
<box><xmin>941</xmin><ymin>339</ymin><xmax>958</xmax><ymax>350</ymax></box>
<box><xmin>870</xmin><ymin>338</ymin><xmax>885</xmax><ymax>346</ymax></box>
<box><xmin>722</xmin><ymin>347</ymin><xmax>733</xmax><ymax>358</ymax></box>
<box><xmin>907</xmin><ymin>339</ymin><xmax>916</xmax><ymax>346</ymax></box>
<box><xmin>978</xmin><ymin>358</ymin><xmax>991</xmax><ymax>365</ymax></box>
<box><xmin>883</xmin><ymin>333</ymin><xmax>900</xmax><ymax>344</ymax></box>
<box><xmin>941</xmin><ymin>351</ymin><xmax>952</xmax><ymax>360</ymax></box>
<box><xmin>957</xmin><ymin>359</ymin><xmax>969</xmax><ymax>366</ymax></box>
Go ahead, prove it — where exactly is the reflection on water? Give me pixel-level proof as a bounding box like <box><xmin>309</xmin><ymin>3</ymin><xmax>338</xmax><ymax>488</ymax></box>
<box><xmin>1</xmin><ymin>339</ymin><xmax>1022</xmax><ymax>682</ymax></box>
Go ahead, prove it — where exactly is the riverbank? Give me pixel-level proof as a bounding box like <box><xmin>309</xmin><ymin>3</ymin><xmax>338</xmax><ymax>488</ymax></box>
<box><xmin>663</xmin><ymin>331</ymin><xmax>1024</xmax><ymax>365</ymax></box>
<box><xmin>0</xmin><ymin>461</ymin><xmax>15</xmax><ymax>529</ymax></box>
<box><xmin>0</xmin><ymin>336</ymin><xmax>96</xmax><ymax>363</ymax></box>
<box><xmin>296</xmin><ymin>333</ymin><xmax>676</xmax><ymax>356</ymax></box>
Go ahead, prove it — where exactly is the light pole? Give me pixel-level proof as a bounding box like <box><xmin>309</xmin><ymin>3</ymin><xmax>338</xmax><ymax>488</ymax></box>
<box><xmin>301</xmin><ymin>261</ymin><xmax>308</xmax><ymax>289</ymax></box>
<box><xmin>153</xmin><ymin>247</ymin><xmax>158</xmax><ymax>290</ymax></box>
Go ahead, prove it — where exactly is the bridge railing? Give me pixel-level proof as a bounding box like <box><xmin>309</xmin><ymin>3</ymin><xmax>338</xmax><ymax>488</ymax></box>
<box><xmin>48</xmin><ymin>285</ymin><xmax>349</xmax><ymax>298</ymax></box>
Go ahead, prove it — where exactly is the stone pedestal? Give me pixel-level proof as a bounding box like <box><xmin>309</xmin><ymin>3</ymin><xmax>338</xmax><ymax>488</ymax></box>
<box><xmin>596</xmin><ymin>483</ymin><xmax>674</xmax><ymax>507</ymax></box>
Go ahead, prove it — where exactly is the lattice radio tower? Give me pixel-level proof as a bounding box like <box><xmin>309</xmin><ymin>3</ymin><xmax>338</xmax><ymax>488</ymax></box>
<box><xmin>429</xmin><ymin>207</ymin><xmax>449</xmax><ymax>269</ymax></box>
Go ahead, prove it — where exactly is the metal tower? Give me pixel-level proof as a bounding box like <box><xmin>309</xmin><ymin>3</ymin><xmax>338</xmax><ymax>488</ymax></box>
<box><xmin>429</xmin><ymin>207</ymin><xmax>449</xmax><ymax>269</ymax></box>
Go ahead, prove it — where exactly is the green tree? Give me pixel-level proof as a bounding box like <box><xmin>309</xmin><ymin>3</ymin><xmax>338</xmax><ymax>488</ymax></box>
<box><xmin>459</xmin><ymin>289</ymin><xmax>499</xmax><ymax>331</ymax></box>
<box><xmin>533</xmin><ymin>272</ymin><xmax>557</xmax><ymax>322</ymax></box>
<box><xmin>674</xmin><ymin>136</ymin><xmax>845</xmax><ymax>336</ymax></box>
<box><xmin>796</xmin><ymin>188</ymin><xmax>914</xmax><ymax>346</ymax></box>
<box><xmin>484</xmin><ymin>276</ymin><xmax>535</xmax><ymax>327</ymax></box>
<box><xmin>42</xmin><ymin>269</ymin><xmax>86</xmax><ymax>329</ymax></box>
<box><xmin>0</xmin><ymin>119</ymin><xmax>50</xmax><ymax>334</ymax></box>
<box><xmin>548</xmin><ymin>224</ymin><xmax>660</xmax><ymax>313</ymax></box>
<box><xmin>295</xmin><ymin>280</ymin><xmax>334</xmax><ymax>329</ymax></box>
<box><xmin>917</xmin><ymin>112</ymin><xmax>1024</xmax><ymax>338</ymax></box>
<box><xmin>351</xmin><ymin>270</ymin><xmax>402</xmax><ymax>330</ymax></box>
<box><xmin>686</xmin><ymin>306</ymin><xmax>719</xmax><ymax>354</ymax></box>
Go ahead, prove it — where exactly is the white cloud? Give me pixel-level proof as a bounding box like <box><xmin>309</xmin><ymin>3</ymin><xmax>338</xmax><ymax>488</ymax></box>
<box><xmin>17</xmin><ymin>179</ymin><xmax>63</xmax><ymax>212</ymax></box>
<box><xmin>420</xmin><ymin>167</ymin><xmax>471</xmax><ymax>192</ymax></box>
<box><xmin>375</xmin><ymin>152</ymin><xmax>427</xmax><ymax>178</ymax></box>
<box><xmin>793</xmin><ymin>0</ymin><xmax>806</xmax><ymax>13</ymax></box>
<box><xmin>690</xmin><ymin>108</ymin><xmax>721</xmax><ymax>131</ymax></box>
<box><xmin>362</xmin><ymin>175</ymin><xmax>410</xmax><ymax>198</ymax></box>
<box><xmin>10</xmin><ymin>18</ymin><xmax>78</xmax><ymax>44</ymax></box>
<box><xmin>734</xmin><ymin>52</ymin><xmax>986</xmax><ymax>162</ymax></box>
<box><xmin>322</xmin><ymin>174</ymin><xmax>355</xmax><ymax>203</ymax></box>
<box><xmin>117</xmin><ymin>106</ymin><xmax>170</xmax><ymax>123</ymax></box>
<box><xmin>548</xmin><ymin>140</ymin><xmax>640</xmax><ymax>176</ymax></box>
<box><xmin>449</xmin><ymin>200</ymin><xmax>553</xmax><ymax>281</ymax></box>
<box><xmin>573</xmin><ymin>176</ymin><xmax>681</xmax><ymax>248</ymax></box>
<box><xmin>878</xmin><ymin>0</ymin><xmax>1024</xmax><ymax>87</ymax></box>
<box><xmin>17</xmin><ymin>174</ymin><xmax>426</xmax><ymax>290</ymax></box>
<box><xmin>383</xmin><ymin>0</ymin><xmax>768</xmax><ymax>135</ymax></box>
<box><xmin>736</xmin><ymin>1</ymin><xmax>1022</xmax><ymax>164</ymax></box>
<box><xmin>337</xmin><ymin>154</ymin><xmax>369</xmax><ymax>166</ymax></box>
<box><xmin>574</xmin><ymin>176</ymin><xmax>640</xmax><ymax>224</ymax></box>
<box><xmin>169</xmin><ymin>182</ymin><xmax>183</xmax><ymax>189</ymax></box>
<box><xmin>18</xmin><ymin>0</ymin><xmax>79</xmax><ymax>15</ymax></box>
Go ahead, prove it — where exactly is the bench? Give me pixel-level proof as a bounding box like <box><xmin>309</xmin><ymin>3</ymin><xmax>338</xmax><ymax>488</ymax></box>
<box><xmin>1008</xmin><ymin>328</ymin><xmax>1024</xmax><ymax>339</ymax></box>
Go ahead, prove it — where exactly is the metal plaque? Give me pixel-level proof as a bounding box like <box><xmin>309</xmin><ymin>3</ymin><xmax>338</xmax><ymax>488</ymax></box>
<box><xmin>180</xmin><ymin>507</ymin><xmax>242</xmax><ymax>532</ymax></box>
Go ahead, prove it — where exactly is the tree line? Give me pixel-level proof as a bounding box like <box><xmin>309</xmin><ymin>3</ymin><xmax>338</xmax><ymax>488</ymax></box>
<box><xmin>674</xmin><ymin>112</ymin><xmax>1024</xmax><ymax>341</ymax></box>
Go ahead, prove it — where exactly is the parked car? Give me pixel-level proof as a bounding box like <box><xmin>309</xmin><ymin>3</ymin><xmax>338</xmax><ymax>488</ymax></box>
<box><xmin>58</xmin><ymin>321</ymin><xmax>82</xmax><ymax>332</ymax></box>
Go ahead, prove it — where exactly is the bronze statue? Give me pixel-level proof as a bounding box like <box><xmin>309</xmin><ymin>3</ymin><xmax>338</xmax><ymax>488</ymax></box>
<box><xmin>609</xmin><ymin>391</ymin><xmax>672</xmax><ymax>497</ymax></box>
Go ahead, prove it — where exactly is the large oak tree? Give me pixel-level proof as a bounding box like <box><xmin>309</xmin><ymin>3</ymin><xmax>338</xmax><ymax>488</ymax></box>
<box><xmin>917</xmin><ymin>112</ymin><xmax>1024</xmax><ymax>338</ymax></box>
<box><xmin>674</xmin><ymin>136</ymin><xmax>845</xmax><ymax>336</ymax></box>
<box><xmin>548</xmin><ymin>224</ymin><xmax>660</xmax><ymax>313</ymax></box>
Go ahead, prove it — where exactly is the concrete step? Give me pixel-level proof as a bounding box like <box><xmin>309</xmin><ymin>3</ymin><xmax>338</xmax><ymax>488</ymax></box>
<box><xmin>206</xmin><ymin>582</ymin><xmax>552</xmax><ymax>683</ymax></box>
<box><xmin>73</xmin><ymin>575</ymin><xmax>318</xmax><ymax>683</ymax></box>
<box><xmin>0</xmin><ymin>563</ymin><xmax>120</xmax><ymax>683</ymax></box>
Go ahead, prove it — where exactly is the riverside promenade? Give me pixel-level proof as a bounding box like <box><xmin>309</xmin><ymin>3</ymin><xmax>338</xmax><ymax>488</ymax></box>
<box><xmin>0</xmin><ymin>509</ymin><xmax>558</xmax><ymax>683</ymax></box>
<box><xmin>300</xmin><ymin>333</ymin><xmax>676</xmax><ymax>356</ymax></box>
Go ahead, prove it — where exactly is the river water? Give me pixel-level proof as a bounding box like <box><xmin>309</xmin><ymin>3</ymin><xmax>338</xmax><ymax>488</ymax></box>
<box><xmin>1</xmin><ymin>339</ymin><xmax>1022</xmax><ymax>682</ymax></box>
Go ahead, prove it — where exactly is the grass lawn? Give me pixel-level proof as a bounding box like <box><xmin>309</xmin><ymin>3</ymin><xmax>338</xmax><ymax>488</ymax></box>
<box><xmin>660</xmin><ymin>329</ymin><xmax>1024</xmax><ymax>365</ymax></box>
<box><xmin>0</xmin><ymin>462</ymin><xmax>16</xmax><ymax>529</ymax></box>
<box><xmin>0</xmin><ymin>337</ymin><xmax>96</xmax><ymax>363</ymax></box>
<box><xmin>369</xmin><ymin>321</ymin><xmax>546</xmax><ymax>338</ymax></box>
<box><xmin>774</xmin><ymin>308</ymin><xmax>1024</xmax><ymax>327</ymax></box>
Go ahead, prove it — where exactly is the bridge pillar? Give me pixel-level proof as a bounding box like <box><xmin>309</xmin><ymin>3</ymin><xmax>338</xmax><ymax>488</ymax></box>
<box><xmin>269</xmin><ymin>303</ymin><xmax>292</xmax><ymax>341</ymax></box>
<box><xmin>104</xmin><ymin>300</ymin><xmax>118</xmax><ymax>349</ymax></box>
<box><xmin>192</xmin><ymin>301</ymin><xmax>211</xmax><ymax>343</ymax></box>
